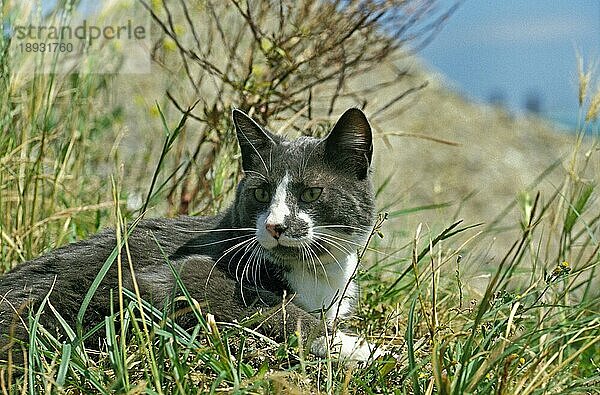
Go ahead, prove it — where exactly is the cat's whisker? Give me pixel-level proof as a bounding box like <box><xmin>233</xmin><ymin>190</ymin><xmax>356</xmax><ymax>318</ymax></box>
<box><xmin>268</xmin><ymin>149</ymin><xmax>273</xmax><ymax>173</ymax></box>
<box><xmin>251</xmin><ymin>253</ymin><xmax>263</xmax><ymax>294</ymax></box>
<box><xmin>315</xmin><ymin>238</ymin><xmax>357</xmax><ymax>255</ymax></box>
<box><xmin>240</xmin><ymin>242</ymin><xmax>261</xmax><ymax>284</ymax></box>
<box><xmin>233</xmin><ymin>241</ymin><xmax>261</xmax><ymax>306</ymax></box>
<box><xmin>223</xmin><ymin>238</ymin><xmax>259</xmax><ymax>285</ymax></box>
<box><xmin>203</xmin><ymin>237</ymin><xmax>256</xmax><ymax>308</ymax></box>
<box><xmin>208</xmin><ymin>236</ymin><xmax>255</xmax><ymax>271</ymax></box>
<box><xmin>256</xmin><ymin>248</ymin><xmax>268</xmax><ymax>289</ymax></box>
<box><xmin>313</xmin><ymin>230</ymin><xmax>384</xmax><ymax>254</ymax></box>
<box><xmin>313</xmin><ymin>225</ymin><xmax>373</xmax><ymax>245</ymax></box>
<box><xmin>312</xmin><ymin>245</ymin><xmax>333</xmax><ymax>287</ymax></box>
<box><xmin>309</xmin><ymin>238</ymin><xmax>344</xmax><ymax>276</ymax></box>
<box><xmin>303</xmin><ymin>241</ymin><xmax>330</xmax><ymax>285</ymax></box>
<box><xmin>251</xmin><ymin>259</ymin><xmax>267</xmax><ymax>306</ymax></box>
<box><xmin>246</xmin><ymin>246</ymin><xmax>271</xmax><ymax>307</ymax></box>
<box><xmin>205</xmin><ymin>236</ymin><xmax>257</xmax><ymax>290</ymax></box>
<box><xmin>185</xmin><ymin>234</ymin><xmax>256</xmax><ymax>249</ymax></box>
<box><xmin>244</xmin><ymin>243</ymin><xmax>262</xmax><ymax>283</ymax></box>
<box><xmin>233</xmin><ymin>239</ymin><xmax>259</xmax><ymax>285</ymax></box>
<box><xmin>249</xmin><ymin>248</ymin><xmax>270</xmax><ymax>305</ymax></box>
<box><xmin>314</xmin><ymin>231</ymin><xmax>371</xmax><ymax>243</ymax></box>
<box><xmin>307</xmin><ymin>245</ymin><xmax>319</xmax><ymax>288</ymax></box>
<box><xmin>312</xmin><ymin>232</ymin><xmax>355</xmax><ymax>256</ymax></box>
<box><xmin>241</xmin><ymin>240</ymin><xmax>260</xmax><ymax>277</ymax></box>
<box><xmin>255</xmin><ymin>248</ymin><xmax>272</xmax><ymax>304</ymax></box>
<box><xmin>171</xmin><ymin>226</ymin><xmax>257</xmax><ymax>234</ymax></box>
<box><xmin>301</xmin><ymin>244</ymin><xmax>312</xmax><ymax>282</ymax></box>
<box><xmin>300</xmin><ymin>241</ymin><xmax>318</xmax><ymax>288</ymax></box>
<box><xmin>302</xmin><ymin>244</ymin><xmax>311</xmax><ymax>284</ymax></box>
<box><xmin>297</xmin><ymin>242</ymin><xmax>306</xmax><ymax>277</ymax></box>
<box><xmin>244</xmin><ymin>170</ymin><xmax>269</xmax><ymax>183</ymax></box>
<box><xmin>313</xmin><ymin>224</ymin><xmax>372</xmax><ymax>232</ymax></box>
<box><xmin>216</xmin><ymin>237</ymin><xmax>256</xmax><ymax>269</ymax></box>
<box><xmin>311</xmin><ymin>247</ymin><xmax>320</xmax><ymax>282</ymax></box>
<box><xmin>247</xmin><ymin>247</ymin><xmax>259</xmax><ymax>287</ymax></box>
<box><xmin>297</xmin><ymin>240</ymin><xmax>315</xmax><ymax>284</ymax></box>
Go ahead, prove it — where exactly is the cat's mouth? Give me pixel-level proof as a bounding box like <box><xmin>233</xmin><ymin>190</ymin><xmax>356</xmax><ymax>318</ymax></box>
<box><xmin>270</xmin><ymin>244</ymin><xmax>302</xmax><ymax>256</ymax></box>
<box><xmin>261</xmin><ymin>239</ymin><xmax>336</xmax><ymax>264</ymax></box>
<box><xmin>255</xmin><ymin>223</ymin><xmax>365</xmax><ymax>264</ymax></box>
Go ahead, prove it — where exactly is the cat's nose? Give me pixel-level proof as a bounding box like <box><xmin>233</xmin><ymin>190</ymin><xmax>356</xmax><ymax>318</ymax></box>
<box><xmin>266</xmin><ymin>223</ymin><xmax>287</xmax><ymax>239</ymax></box>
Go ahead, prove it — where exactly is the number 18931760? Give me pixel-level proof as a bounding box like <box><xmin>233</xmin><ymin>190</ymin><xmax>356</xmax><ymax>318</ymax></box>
<box><xmin>18</xmin><ymin>42</ymin><xmax>74</xmax><ymax>53</ymax></box>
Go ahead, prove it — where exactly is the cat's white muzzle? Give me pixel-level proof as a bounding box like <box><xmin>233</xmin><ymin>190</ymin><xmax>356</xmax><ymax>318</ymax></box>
<box><xmin>255</xmin><ymin>211</ymin><xmax>313</xmax><ymax>250</ymax></box>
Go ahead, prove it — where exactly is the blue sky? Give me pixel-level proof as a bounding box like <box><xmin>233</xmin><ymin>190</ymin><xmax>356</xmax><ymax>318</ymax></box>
<box><xmin>420</xmin><ymin>1</ymin><xmax>600</xmax><ymax>125</ymax></box>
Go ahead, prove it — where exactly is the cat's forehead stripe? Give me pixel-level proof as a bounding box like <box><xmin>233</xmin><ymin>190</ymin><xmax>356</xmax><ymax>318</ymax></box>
<box><xmin>265</xmin><ymin>172</ymin><xmax>290</xmax><ymax>225</ymax></box>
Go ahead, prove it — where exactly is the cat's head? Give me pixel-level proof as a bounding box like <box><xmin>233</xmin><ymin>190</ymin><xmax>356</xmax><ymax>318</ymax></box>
<box><xmin>232</xmin><ymin>109</ymin><xmax>375</xmax><ymax>266</ymax></box>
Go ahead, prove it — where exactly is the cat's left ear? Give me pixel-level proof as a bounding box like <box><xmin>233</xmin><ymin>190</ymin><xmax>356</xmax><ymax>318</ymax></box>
<box><xmin>324</xmin><ymin>108</ymin><xmax>373</xmax><ymax>179</ymax></box>
<box><xmin>232</xmin><ymin>109</ymin><xmax>275</xmax><ymax>172</ymax></box>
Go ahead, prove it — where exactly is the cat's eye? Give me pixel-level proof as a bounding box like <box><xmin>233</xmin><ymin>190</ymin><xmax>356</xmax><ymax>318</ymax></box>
<box><xmin>301</xmin><ymin>187</ymin><xmax>323</xmax><ymax>203</ymax></box>
<box><xmin>254</xmin><ymin>188</ymin><xmax>271</xmax><ymax>203</ymax></box>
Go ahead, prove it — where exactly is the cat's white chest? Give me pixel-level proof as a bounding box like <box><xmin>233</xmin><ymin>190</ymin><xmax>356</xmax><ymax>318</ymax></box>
<box><xmin>283</xmin><ymin>253</ymin><xmax>358</xmax><ymax>322</ymax></box>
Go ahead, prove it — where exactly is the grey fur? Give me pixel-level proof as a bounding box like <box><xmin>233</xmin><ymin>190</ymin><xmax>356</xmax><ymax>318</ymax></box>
<box><xmin>0</xmin><ymin>108</ymin><xmax>375</xmax><ymax>362</ymax></box>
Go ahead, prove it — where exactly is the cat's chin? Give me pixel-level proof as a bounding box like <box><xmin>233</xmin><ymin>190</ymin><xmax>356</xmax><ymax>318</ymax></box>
<box><xmin>262</xmin><ymin>245</ymin><xmax>303</xmax><ymax>263</ymax></box>
<box><xmin>261</xmin><ymin>244</ymin><xmax>342</xmax><ymax>267</ymax></box>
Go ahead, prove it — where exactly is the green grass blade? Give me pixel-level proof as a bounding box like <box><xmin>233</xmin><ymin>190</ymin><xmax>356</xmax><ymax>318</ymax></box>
<box><xmin>76</xmin><ymin>216</ymin><xmax>142</xmax><ymax>337</ymax></box>
<box><xmin>407</xmin><ymin>296</ymin><xmax>421</xmax><ymax>395</ymax></box>
<box><xmin>564</xmin><ymin>182</ymin><xmax>595</xmax><ymax>233</ymax></box>
<box><xmin>388</xmin><ymin>202</ymin><xmax>453</xmax><ymax>218</ymax></box>
<box><xmin>56</xmin><ymin>343</ymin><xmax>72</xmax><ymax>387</ymax></box>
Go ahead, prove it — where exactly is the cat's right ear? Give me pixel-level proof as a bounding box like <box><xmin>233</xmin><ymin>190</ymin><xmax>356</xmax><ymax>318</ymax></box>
<box><xmin>232</xmin><ymin>109</ymin><xmax>274</xmax><ymax>172</ymax></box>
<box><xmin>324</xmin><ymin>108</ymin><xmax>373</xmax><ymax>180</ymax></box>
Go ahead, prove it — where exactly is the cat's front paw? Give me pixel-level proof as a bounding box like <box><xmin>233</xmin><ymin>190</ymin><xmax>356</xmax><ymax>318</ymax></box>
<box><xmin>311</xmin><ymin>332</ymin><xmax>384</xmax><ymax>362</ymax></box>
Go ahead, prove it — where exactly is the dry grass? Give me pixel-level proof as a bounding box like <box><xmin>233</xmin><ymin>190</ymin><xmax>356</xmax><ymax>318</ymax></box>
<box><xmin>1</xmin><ymin>1</ymin><xmax>599</xmax><ymax>394</ymax></box>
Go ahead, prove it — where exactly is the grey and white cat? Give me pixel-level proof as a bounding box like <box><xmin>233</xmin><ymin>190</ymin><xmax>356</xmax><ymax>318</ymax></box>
<box><xmin>0</xmin><ymin>108</ymin><xmax>378</xmax><ymax>362</ymax></box>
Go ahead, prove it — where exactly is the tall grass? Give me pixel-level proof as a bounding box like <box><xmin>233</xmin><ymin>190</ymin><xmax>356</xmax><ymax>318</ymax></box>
<box><xmin>1</xmin><ymin>1</ymin><xmax>599</xmax><ymax>394</ymax></box>
<box><xmin>0</xmin><ymin>7</ymin><xmax>121</xmax><ymax>270</ymax></box>
<box><xmin>352</xmin><ymin>66</ymin><xmax>599</xmax><ymax>393</ymax></box>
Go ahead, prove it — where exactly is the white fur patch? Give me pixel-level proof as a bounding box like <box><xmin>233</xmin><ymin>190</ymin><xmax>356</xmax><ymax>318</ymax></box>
<box><xmin>311</xmin><ymin>332</ymin><xmax>382</xmax><ymax>362</ymax></box>
<box><xmin>297</xmin><ymin>211</ymin><xmax>314</xmax><ymax>238</ymax></box>
<box><xmin>275</xmin><ymin>210</ymin><xmax>314</xmax><ymax>248</ymax></box>
<box><xmin>266</xmin><ymin>173</ymin><xmax>290</xmax><ymax>225</ymax></box>
<box><xmin>255</xmin><ymin>211</ymin><xmax>276</xmax><ymax>249</ymax></box>
<box><xmin>256</xmin><ymin>173</ymin><xmax>290</xmax><ymax>249</ymax></box>
<box><xmin>335</xmin><ymin>332</ymin><xmax>376</xmax><ymax>361</ymax></box>
<box><xmin>284</xmin><ymin>253</ymin><xmax>358</xmax><ymax>321</ymax></box>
